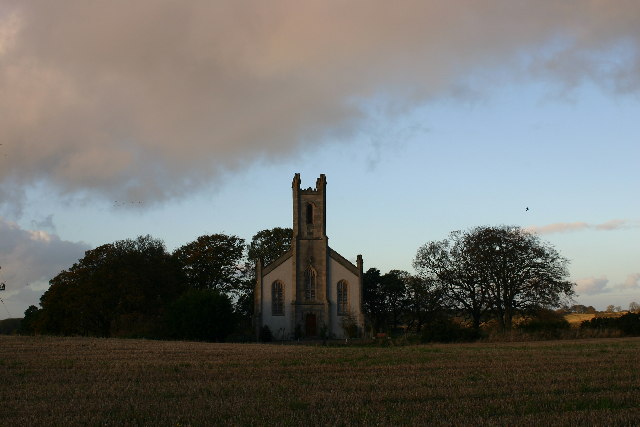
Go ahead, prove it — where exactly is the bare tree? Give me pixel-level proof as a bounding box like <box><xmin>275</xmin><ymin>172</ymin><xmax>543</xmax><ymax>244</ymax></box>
<box><xmin>466</xmin><ymin>226</ymin><xmax>575</xmax><ymax>330</ymax></box>
<box><xmin>415</xmin><ymin>226</ymin><xmax>575</xmax><ymax>331</ymax></box>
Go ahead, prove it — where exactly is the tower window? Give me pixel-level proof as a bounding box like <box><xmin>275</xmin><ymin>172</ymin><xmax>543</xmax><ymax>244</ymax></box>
<box><xmin>272</xmin><ymin>281</ymin><xmax>284</xmax><ymax>316</ymax></box>
<box><xmin>306</xmin><ymin>203</ymin><xmax>313</xmax><ymax>224</ymax></box>
<box><xmin>304</xmin><ymin>267</ymin><xmax>316</xmax><ymax>301</ymax></box>
<box><xmin>337</xmin><ymin>280</ymin><xmax>348</xmax><ymax>315</ymax></box>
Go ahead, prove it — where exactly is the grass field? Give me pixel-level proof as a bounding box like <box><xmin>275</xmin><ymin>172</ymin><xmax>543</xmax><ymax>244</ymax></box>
<box><xmin>564</xmin><ymin>312</ymin><xmax>627</xmax><ymax>327</ymax></box>
<box><xmin>1</xmin><ymin>336</ymin><xmax>639</xmax><ymax>426</ymax></box>
<box><xmin>564</xmin><ymin>313</ymin><xmax>597</xmax><ymax>326</ymax></box>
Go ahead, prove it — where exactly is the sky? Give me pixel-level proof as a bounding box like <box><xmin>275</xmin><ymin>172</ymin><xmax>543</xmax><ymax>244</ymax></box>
<box><xmin>1</xmin><ymin>1</ymin><xmax>639</xmax><ymax>319</ymax></box>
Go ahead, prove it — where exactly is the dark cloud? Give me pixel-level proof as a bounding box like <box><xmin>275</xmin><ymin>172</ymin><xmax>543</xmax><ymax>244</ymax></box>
<box><xmin>0</xmin><ymin>217</ymin><xmax>90</xmax><ymax>317</ymax></box>
<box><xmin>30</xmin><ymin>214</ymin><xmax>55</xmax><ymax>232</ymax></box>
<box><xmin>1</xmin><ymin>1</ymin><xmax>640</xmax><ymax>209</ymax></box>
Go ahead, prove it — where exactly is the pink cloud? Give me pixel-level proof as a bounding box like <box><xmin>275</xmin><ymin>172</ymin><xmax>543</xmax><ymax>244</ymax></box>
<box><xmin>3</xmin><ymin>1</ymin><xmax>640</xmax><ymax>209</ymax></box>
<box><xmin>525</xmin><ymin>222</ymin><xmax>589</xmax><ymax>234</ymax></box>
<box><xmin>595</xmin><ymin>219</ymin><xmax>628</xmax><ymax>230</ymax></box>
<box><xmin>621</xmin><ymin>273</ymin><xmax>640</xmax><ymax>290</ymax></box>
<box><xmin>527</xmin><ymin>219</ymin><xmax>637</xmax><ymax>235</ymax></box>
<box><xmin>575</xmin><ymin>277</ymin><xmax>610</xmax><ymax>295</ymax></box>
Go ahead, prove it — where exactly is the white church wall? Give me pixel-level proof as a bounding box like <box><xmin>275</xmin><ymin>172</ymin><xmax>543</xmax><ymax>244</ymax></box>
<box><xmin>261</xmin><ymin>257</ymin><xmax>293</xmax><ymax>339</ymax></box>
<box><xmin>327</xmin><ymin>256</ymin><xmax>362</xmax><ymax>338</ymax></box>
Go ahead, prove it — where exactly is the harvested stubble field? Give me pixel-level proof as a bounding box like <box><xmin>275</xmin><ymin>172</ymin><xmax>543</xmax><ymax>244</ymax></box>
<box><xmin>1</xmin><ymin>336</ymin><xmax>639</xmax><ymax>426</ymax></box>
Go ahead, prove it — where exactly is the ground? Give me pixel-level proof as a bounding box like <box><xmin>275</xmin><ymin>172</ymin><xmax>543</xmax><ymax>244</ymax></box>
<box><xmin>2</xmin><ymin>335</ymin><xmax>639</xmax><ymax>425</ymax></box>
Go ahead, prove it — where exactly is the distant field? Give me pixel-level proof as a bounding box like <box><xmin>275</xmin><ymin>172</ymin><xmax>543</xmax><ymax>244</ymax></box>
<box><xmin>564</xmin><ymin>313</ymin><xmax>597</xmax><ymax>325</ymax></box>
<box><xmin>2</xmin><ymin>336</ymin><xmax>639</xmax><ymax>425</ymax></box>
<box><xmin>564</xmin><ymin>311</ymin><xmax>628</xmax><ymax>326</ymax></box>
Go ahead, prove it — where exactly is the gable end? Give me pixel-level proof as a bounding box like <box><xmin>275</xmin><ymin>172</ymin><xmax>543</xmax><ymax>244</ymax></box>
<box><xmin>328</xmin><ymin>247</ymin><xmax>359</xmax><ymax>275</ymax></box>
<box><xmin>262</xmin><ymin>249</ymin><xmax>293</xmax><ymax>275</ymax></box>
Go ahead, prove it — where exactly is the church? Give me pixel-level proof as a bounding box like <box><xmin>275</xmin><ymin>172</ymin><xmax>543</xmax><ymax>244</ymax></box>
<box><xmin>254</xmin><ymin>174</ymin><xmax>364</xmax><ymax>340</ymax></box>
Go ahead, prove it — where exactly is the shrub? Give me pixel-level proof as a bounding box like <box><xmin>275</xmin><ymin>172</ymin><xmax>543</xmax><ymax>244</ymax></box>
<box><xmin>616</xmin><ymin>313</ymin><xmax>640</xmax><ymax>336</ymax></box>
<box><xmin>259</xmin><ymin>325</ymin><xmax>273</xmax><ymax>342</ymax></box>
<box><xmin>421</xmin><ymin>318</ymin><xmax>479</xmax><ymax>343</ymax></box>
<box><xmin>294</xmin><ymin>324</ymin><xmax>303</xmax><ymax>340</ymax></box>
<box><xmin>341</xmin><ymin>311</ymin><xmax>359</xmax><ymax>339</ymax></box>
<box><xmin>164</xmin><ymin>289</ymin><xmax>236</xmax><ymax>342</ymax></box>
<box><xmin>518</xmin><ymin>308</ymin><xmax>570</xmax><ymax>334</ymax></box>
<box><xmin>0</xmin><ymin>318</ymin><xmax>22</xmax><ymax>335</ymax></box>
<box><xmin>581</xmin><ymin>313</ymin><xmax>640</xmax><ymax>336</ymax></box>
<box><xmin>581</xmin><ymin>316</ymin><xmax>616</xmax><ymax>330</ymax></box>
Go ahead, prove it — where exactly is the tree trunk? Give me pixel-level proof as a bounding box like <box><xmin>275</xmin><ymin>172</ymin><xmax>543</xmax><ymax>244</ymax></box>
<box><xmin>504</xmin><ymin>307</ymin><xmax>513</xmax><ymax>330</ymax></box>
<box><xmin>471</xmin><ymin>314</ymin><xmax>481</xmax><ymax>331</ymax></box>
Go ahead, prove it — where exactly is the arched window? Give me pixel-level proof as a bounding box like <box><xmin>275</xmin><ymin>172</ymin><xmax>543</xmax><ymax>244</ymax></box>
<box><xmin>272</xmin><ymin>281</ymin><xmax>284</xmax><ymax>316</ymax></box>
<box><xmin>304</xmin><ymin>267</ymin><xmax>316</xmax><ymax>301</ymax></box>
<box><xmin>306</xmin><ymin>203</ymin><xmax>313</xmax><ymax>224</ymax></box>
<box><xmin>337</xmin><ymin>280</ymin><xmax>348</xmax><ymax>315</ymax></box>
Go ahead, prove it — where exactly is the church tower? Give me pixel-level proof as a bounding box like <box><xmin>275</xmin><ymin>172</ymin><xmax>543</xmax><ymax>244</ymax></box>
<box><xmin>291</xmin><ymin>173</ymin><xmax>329</xmax><ymax>336</ymax></box>
<box><xmin>255</xmin><ymin>173</ymin><xmax>364</xmax><ymax>339</ymax></box>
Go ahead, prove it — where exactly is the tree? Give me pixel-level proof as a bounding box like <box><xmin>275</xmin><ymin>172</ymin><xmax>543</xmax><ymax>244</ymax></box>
<box><xmin>380</xmin><ymin>270</ymin><xmax>409</xmax><ymax>330</ymax></box>
<box><xmin>465</xmin><ymin>226</ymin><xmax>574</xmax><ymax>330</ymax></box>
<box><xmin>362</xmin><ymin>268</ymin><xmax>387</xmax><ymax>332</ymax></box>
<box><xmin>164</xmin><ymin>289</ymin><xmax>236</xmax><ymax>342</ymax></box>
<box><xmin>568</xmin><ymin>304</ymin><xmax>596</xmax><ymax>314</ymax></box>
<box><xmin>403</xmin><ymin>276</ymin><xmax>445</xmax><ymax>332</ymax></box>
<box><xmin>415</xmin><ymin>226</ymin><xmax>575</xmax><ymax>331</ymax></box>
<box><xmin>173</xmin><ymin>234</ymin><xmax>246</xmax><ymax>296</ymax></box>
<box><xmin>247</xmin><ymin>227</ymin><xmax>292</xmax><ymax>267</ymax></box>
<box><xmin>629</xmin><ymin>301</ymin><xmax>640</xmax><ymax>313</ymax></box>
<box><xmin>362</xmin><ymin>268</ymin><xmax>411</xmax><ymax>332</ymax></box>
<box><xmin>413</xmin><ymin>232</ymin><xmax>491</xmax><ymax>331</ymax></box>
<box><xmin>37</xmin><ymin>235</ymin><xmax>184</xmax><ymax>337</ymax></box>
<box><xmin>236</xmin><ymin>227</ymin><xmax>293</xmax><ymax>320</ymax></box>
<box><xmin>20</xmin><ymin>305</ymin><xmax>41</xmax><ymax>334</ymax></box>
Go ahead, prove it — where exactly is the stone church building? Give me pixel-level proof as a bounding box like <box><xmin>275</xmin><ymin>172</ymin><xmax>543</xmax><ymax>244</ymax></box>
<box><xmin>254</xmin><ymin>174</ymin><xmax>364</xmax><ymax>339</ymax></box>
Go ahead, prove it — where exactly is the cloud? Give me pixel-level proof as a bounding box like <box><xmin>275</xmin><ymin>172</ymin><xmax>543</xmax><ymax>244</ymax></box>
<box><xmin>526</xmin><ymin>219</ymin><xmax>638</xmax><ymax>235</ymax></box>
<box><xmin>526</xmin><ymin>222</ymin><xmax>590</xmax><ymax>235</ymax></box>
<box><xmin>30</xmin><ymin>214</ymin><xmax>56</xmax><ymax>232</ymax></box>
<box><xmin>574</xmin><ymin>274</ymin><xmax>640</xmax><ymax>297</ymax></box>
<box><xmin>2</xmin><ymin>1</ymin><xmax>640</xmax><ymax>209</ymax></box>
<box><xmin>595</xmin><ymin>219</ymin><xmax>629</xmax><ymax>231</ymax></box>
<box><xmin>0</xmin><ymin>217</ymin><xmax>90</xmax><ymax>317</ymax></box>
<box><xmin>575</xmin><ymin>277</ymin><xmax>610</xmax><ymax>295</ymax></box>
<box><xmin>620</xmin><ymin>273</ymin><xmax>640</xmax><ymax>290</ymax></box>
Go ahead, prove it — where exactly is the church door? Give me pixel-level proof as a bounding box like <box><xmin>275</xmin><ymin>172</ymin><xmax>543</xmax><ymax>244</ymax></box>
<box><xmin>305</xmin><ymin>313</ymin><xmax>317</xmax><ymax>337</ymax></box>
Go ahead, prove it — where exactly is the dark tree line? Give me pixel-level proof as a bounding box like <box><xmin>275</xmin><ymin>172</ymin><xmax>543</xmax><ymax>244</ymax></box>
<box><xmin>363</xmin><ymin>269</ymin><xmax>444</xmax><ymax>334</ymax></box>
<box><xmin>22</xmin><ymin>224</ymin><xmax>576</xmax><ymax>342</ymax></box>
<box><xmin>22</xmin><ymin>228</ymin><xmax>292</xmax><ymax>341</ymax></box>
<box><xmin>363</xmin><ymin>226</ymin><xmax>575</xmax><ymax>338</ymax></box>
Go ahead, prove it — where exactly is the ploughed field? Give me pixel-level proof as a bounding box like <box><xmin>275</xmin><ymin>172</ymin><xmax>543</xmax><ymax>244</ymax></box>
<box><xmin>1</xmin><ymin>336</ymin><xmax>639</xmax><ymax>426</ymax></box>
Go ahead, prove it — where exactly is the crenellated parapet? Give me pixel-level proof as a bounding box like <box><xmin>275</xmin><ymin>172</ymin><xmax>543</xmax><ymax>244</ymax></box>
<box><xmin>292</xmin><ymin>173</ymin><xmax>301</xmax><ymax>189</ymax></box>
<box><xmin>295</xmin><ymin>173</ymin><xmax>327</xmax><ymax>194</ymax></box>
